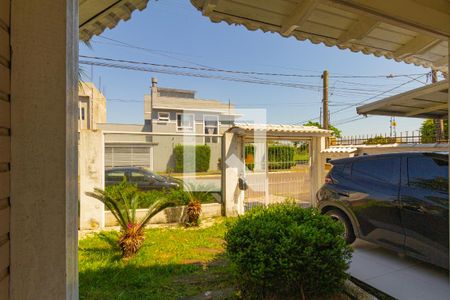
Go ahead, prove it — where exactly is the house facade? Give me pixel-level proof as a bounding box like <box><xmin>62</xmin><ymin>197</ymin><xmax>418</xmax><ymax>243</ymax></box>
<box><xmin>98</xmin><ymin>78</ymin><xmax>237</xmax><ymax>172</ymax></box>
<box><xmin>143</xmin><ymin>78</ymin><xmax>236</xmax><ymax>172</ymax></box>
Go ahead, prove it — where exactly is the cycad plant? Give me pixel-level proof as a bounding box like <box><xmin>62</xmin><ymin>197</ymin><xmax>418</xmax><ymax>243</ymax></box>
<box><xmin>183</xmin><ymin>183</ymin><xmax>214</xmax><ymax>227</ymax></box>
<box><xmin>86</xmin><ymin>181</ymin><xmax>174</xmax><ymax>258</ymax></box>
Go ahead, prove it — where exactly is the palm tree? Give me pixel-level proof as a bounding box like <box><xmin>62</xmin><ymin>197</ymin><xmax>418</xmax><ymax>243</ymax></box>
<box><xmin>86</xmin><ymin>182</ymin><xmax>174</xmax><ymax>258</ymax></box>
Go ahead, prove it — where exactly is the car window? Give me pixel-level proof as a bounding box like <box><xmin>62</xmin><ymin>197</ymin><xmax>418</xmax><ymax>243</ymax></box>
<box><xmin>142</xmin><ymin>169</ymin><xmax>165</xmax><ymax>182</ymax></box>
<box><xmin>106</xmin><ymin>170</ymin><xmax>126</xmax><ymax>182</ymax></box>
<box><xmin>130</xmin><ymin>171</ymin><xmax>147</xmax><ymax>182</ymax></box>
<box><xmin>408</xmin><ymin>156</ymin><xmax>448</xmax><ymax>192</ymax></box>
<box><xmin>352</xmin><ymin>158</ymin><xmax>400</xmax><ymax>184</ymax></box>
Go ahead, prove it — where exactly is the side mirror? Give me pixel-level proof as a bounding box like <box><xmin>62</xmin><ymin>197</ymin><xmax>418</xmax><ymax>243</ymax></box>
<box><xmin>238</xmin><ymin>177</ymin><xmax>248</xmax><ymax>191</ymax></box>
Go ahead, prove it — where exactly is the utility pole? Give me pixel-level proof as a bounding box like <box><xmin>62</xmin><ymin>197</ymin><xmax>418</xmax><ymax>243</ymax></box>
<box><xmin>322</xmin><ymin>70</ymin><xmax>329</xmax><ymax>130</ymax></box>
<box><xmin>432</xmin><ymin>70</ymin><xmax>444</xmax><ymax>141</ymax></box>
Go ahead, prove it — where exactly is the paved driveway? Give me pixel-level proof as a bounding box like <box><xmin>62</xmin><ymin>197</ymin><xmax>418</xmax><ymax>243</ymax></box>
<box><xmin>350</xmin><ymin>239</ymin><xmax>449</xmax><ymax>300</ymax></box>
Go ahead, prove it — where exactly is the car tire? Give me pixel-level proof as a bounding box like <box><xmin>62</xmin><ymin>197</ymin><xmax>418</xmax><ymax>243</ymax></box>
<box><xmin>325</xmin><ymin>209</ymin><xmax>356</xmax><ymax>244</ymax></box>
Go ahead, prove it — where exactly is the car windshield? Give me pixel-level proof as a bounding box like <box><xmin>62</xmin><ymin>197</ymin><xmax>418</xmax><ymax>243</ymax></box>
<box><xmin>141</xmin><ymin>168</ymin><xmax>166</xmax><ymax>182</ymax></box>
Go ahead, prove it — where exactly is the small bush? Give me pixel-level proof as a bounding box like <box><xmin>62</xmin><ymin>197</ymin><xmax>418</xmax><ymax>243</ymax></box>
<box><xmin>174</xmin><ymin>144</ymin><xmax>211</xmax><ymax>172</ymax></box>
<box><xmin>225</xmin><ymin>204</ymin><xmax>352</xmax><ymax>299</ymax></box>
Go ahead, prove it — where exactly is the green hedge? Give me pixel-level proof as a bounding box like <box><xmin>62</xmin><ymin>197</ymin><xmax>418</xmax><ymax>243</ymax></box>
<box><xmin>225</xmin><ymin>204</ymin><xmax>353</xmax><ymax>299</ymax></box>
<box><xmin>174</xmin><ymin>144</ymin><xmax>211</xmax><ymax>172</ymax></box>
<box><xmin>245</xmin><ymin>144</ymin><xmax>296</xmax><ymax>170</ymax></box>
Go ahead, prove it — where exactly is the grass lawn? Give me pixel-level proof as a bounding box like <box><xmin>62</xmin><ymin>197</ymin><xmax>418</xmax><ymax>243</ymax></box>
<box><xmin>79</xmin><ymin>219</ymin><xmax>234</xmax><ymax>300</ymax></box>
<box><xmin>294</xmin><ymin>151</ymin><xmax>309</xmax><ymax>161</ymax></box>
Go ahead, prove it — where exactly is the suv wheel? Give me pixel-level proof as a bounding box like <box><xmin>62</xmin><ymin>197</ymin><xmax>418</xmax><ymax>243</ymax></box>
<box><xmin>325</xmin><ymin>209</ymin><xmax>356</xmax><ymax>244</ymax></box>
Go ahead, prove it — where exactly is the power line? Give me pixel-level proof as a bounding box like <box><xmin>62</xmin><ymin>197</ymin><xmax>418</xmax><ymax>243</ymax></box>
<box><xmin>80</xmin><ymin>55</ymin><xmax>430</xmax><ymax>98</ymax></box>
<box><xmin>330</xmin><ymin>73</ymin><xmax>429</xmax><ymax>115</ymax></box>
<box><xmin>107</xmin><ymin>97</ymin><xmax>324</xmax><ymax>106</ymax></box>
<box><xmin>80</xmin><ymin>54</ymin><xmax>429</xmax><ymax>81</ymax></box>
<box><xmin>292</xmin><ymin>73</ymin><xmax>429</xmax><ymax>125</ymax></box>
<box><xmin>95</xmin><ymin>36</ymin><xmax>213</xmax><ymax>69</ymax></box>
<box><xmin>79</xmin><ymin>60</ymin><xmax>326</xmax><ymax>90</ymax></box>
<box><xmin>334</xmin><ymin>116</ymin><xmax>368</xmax><ymax>126</ymax></box>
<box><xmin>80</xmin><ymin>55</ymin><xmax>323</xmax><ymax>78</ymax></box>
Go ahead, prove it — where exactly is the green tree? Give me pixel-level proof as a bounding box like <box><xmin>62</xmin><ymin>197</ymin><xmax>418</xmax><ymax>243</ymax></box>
<box><xmin>303</xmin><ymin>121</ymin><xmax>342</xmax><ymax>138</ymax></box>
<box><xmin>420</xmin><ymin>119</ymin><xmax>448</xmax><ymax>143</ymax></box>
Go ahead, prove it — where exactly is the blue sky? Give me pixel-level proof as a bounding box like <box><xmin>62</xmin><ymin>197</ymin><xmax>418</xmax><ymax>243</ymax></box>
<box><xmin>79</xmin><ymin>0</ymin><xmax>442</xmax><ymax>137</ymax></box>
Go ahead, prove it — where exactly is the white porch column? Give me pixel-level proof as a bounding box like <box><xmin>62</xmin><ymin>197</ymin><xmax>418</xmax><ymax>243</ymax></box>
<box><xmin>310</xmin><ymin>136</ymin><xmax>326</xmax><ymax>207</ymax></box>
<box><xmin>447</xmin><ymin>37</ymin><xmax>450</xmax><ymax>272</ymax></box>
<box><xmin>222</xmin><ymin>132</ymin><xmax>244</xmax><ymax>216</ymax></box>
<box><xmin>10</xmin><ymin>0</ymin><xmax>78</xmax><ymax>299</ymax></box>
<box><xmin>79</xmin><ymin>130</ymin><xmax>105</xmax><ymax>230</ymax></box>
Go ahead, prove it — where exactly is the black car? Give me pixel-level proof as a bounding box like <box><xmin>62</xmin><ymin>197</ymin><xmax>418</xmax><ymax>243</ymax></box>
<box><xmin>318</xmin><ymin>152</ymin><xmax>449</xmax><ymax>269</ymax></box>
<box><xmin>105</xmin><ymin>167</ymin><xmax>179</xmax><ymax>191</ymax></box>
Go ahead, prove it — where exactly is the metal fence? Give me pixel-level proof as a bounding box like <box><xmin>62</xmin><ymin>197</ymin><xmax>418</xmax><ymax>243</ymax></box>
<box><xmin>335</xmin><ymin>131</ymin><xmax>449</xmax><ymax>146</ymax></box>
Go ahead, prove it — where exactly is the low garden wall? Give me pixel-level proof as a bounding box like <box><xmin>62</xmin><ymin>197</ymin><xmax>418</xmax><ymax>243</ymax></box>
<box><xmin>104</xmin><ymin>203</ymin><xmax>222</xmax><ymax>227</ymax></box>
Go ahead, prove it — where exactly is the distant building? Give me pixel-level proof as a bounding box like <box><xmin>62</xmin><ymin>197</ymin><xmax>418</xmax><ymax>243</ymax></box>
<box><xmin>145</xmin><ymin>77</ymin><xmax>236</xmax><ymax>139</ymax></box>
<box><xmin>98</xmin><ymin>78</ymin><xmax>237</xmax><ymax>172</ymax></box>
<box><xmin>78</xmin><ymin>82</ymin><xmax>106</xmax><ymax>130</ymax></box>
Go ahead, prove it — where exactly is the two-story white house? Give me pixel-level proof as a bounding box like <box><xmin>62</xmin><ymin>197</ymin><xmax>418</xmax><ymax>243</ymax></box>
<box><xmin>98</xmin><ymin>78</ymin><xmax>237</xmax><ymax>172</ymax></box>
<box><xmin>144</xmin><ymin>78</ymin><xmax>237</xmax><ymax>172</ymax></box>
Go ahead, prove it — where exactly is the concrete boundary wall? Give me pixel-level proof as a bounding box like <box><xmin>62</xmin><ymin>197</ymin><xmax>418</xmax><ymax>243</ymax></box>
<box><xmin>79</xmin><ymin>130</ymin><xmax>105</xmax><ymax>230</ymax></box>
<box><xmin>104</xmin><ymin>203</ymin><xmax>222</xmax><ymax>227</ymax></box>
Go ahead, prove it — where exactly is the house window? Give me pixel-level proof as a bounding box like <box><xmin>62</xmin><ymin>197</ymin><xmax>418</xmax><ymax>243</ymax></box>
<box><xmin>176</xmin><ymin>113</ymin><xmax>195</xmax><ymax>132</ymax></box>
<box><xmin>80</xmin><ymin>107</ymin><xmax>85</xmax><ymax>120</ymax></box>
<box><xmin>204</xmin><ymin>115</ymin><xmax>219</xmax><ymax>143</ymax></box>
<box><xmin>158</xmin><ymin>112</ymin><xmax>170</xmax><ymax>122</ymax></box>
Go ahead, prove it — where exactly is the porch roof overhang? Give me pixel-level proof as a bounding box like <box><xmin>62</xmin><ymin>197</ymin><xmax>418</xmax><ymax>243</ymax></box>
<box><xmin>79</xmin><ymin>0</ymin><xmax>149</xmax><ymax>41</ymax></box>
<box><xmin>190</xmin><ymin>0</ymin><xmax>449</xmax><ymax>72</ymax></box>
<box><xmin>356</xmin><ymin>80</ymin><xmax>449</xmax><ymax>119</ymax></box>
<box><xmin>228</xmin><ymin>123</ymin><xmax>332</xmax><ymax>141</ymax></box>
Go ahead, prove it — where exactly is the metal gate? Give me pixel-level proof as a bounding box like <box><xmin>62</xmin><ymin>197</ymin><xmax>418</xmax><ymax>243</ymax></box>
<box><xmin>243</xmin><ymin>140</ymin><xmax>311</xmax><ymax>210</ymax></box>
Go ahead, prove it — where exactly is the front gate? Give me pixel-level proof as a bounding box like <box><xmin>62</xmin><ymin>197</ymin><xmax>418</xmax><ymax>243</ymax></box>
<box><xmin>243</xmin><ymin>140</ymin><xmax>311</xmax><ymax>211</ymax></box>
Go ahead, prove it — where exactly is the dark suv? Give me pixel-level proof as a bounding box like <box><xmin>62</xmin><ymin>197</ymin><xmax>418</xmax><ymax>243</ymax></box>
<box><xmin>317</xmin><ymin>152</ymin><xmax>448</xmax><ymax>269</ymax></box>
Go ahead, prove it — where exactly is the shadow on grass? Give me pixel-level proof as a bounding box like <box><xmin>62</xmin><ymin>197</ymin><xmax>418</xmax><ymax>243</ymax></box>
<box><xmin>79</xmin><ymin>253</ymin><xmax>235</xmax><ymax>300</ymax></box>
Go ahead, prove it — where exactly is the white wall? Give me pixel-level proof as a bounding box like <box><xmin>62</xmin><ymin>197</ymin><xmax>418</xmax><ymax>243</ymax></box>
<box><xmin>79</xmin><ymin>130</ymin><xmax>105</xmax><ymax>230</ymax></box>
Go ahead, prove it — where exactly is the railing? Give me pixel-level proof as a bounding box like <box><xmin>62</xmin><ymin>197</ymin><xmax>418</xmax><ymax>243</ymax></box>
<box><xmin>334</xmin><ymin>132</ymin><xmax>448</xmax><ymax>146</ymax></box>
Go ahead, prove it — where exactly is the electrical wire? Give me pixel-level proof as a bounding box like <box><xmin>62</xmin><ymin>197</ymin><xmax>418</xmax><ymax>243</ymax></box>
<box><xmin>80</xmin><ymin>54</ymin><xmax>429</xmax><ymax>80</ymax></box>
<box><xmin>329</xmin><ymin>73</ymin><xmax>429</xmax><ymax>115</ymax></box>
<box><xmin>79</xmin><ymin>60</ymin><xmax>324</xmax><ymax>90</ymax></box>
<box><xmin>292</xmin><ymin>73</ymin><xmax>429</xmax><ymax>125</ymax></box>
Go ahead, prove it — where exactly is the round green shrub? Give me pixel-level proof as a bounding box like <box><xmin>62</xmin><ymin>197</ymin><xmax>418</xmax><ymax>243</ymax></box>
<box><xmin>225</xmin><ymin>204</ymin><xmax>353</xmax><ymax>299</ymax></box>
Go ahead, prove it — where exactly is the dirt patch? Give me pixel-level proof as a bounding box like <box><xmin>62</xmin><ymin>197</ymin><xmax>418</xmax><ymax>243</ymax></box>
<box><xmin>180</xmin><ymin>259</ymin><xmax>205</xmax><ymax>266</ymax></box>
<box><xmin>208</xmin><ymin>237</ymin><xmax>225</xmax><ymax>244</ymax></box>
<box><xmin>195</xmin><ymin>247</ymin><xmax>224</xmax><ymax>254</ymax></box>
